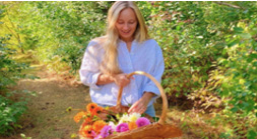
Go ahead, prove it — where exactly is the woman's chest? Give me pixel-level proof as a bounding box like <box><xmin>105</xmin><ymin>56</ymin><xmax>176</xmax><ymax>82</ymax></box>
<box><xmin>117</xmin><ymin>45</ymin><xmax>156</xmax><ymax>73</ymax></box>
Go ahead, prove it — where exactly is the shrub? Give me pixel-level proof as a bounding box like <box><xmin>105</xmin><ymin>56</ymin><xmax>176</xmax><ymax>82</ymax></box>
<box><xmin>0</xmin><ymin>95</ymin><xmax>27</xmax><ymax>136</ymax></box>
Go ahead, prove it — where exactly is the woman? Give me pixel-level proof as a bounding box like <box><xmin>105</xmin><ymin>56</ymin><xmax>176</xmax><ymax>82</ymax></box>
<box><xmin>79</xmin><ymin>1</ymin><xmax>164</xmax><ymax>117</ymax></box>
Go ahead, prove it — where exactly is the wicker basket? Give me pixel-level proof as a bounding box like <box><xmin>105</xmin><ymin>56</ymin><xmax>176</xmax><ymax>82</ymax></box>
<box><xmin>81</xmin><ymin>71</ymin><xmax>182</xmax><ymax>139</ymax></box>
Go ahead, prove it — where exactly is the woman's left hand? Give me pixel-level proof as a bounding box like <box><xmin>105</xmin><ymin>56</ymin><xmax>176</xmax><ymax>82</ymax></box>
<box><xmin>128</xmin><ymin>92</ymin><xmax>155</xmax><ymax>114</ymax></box>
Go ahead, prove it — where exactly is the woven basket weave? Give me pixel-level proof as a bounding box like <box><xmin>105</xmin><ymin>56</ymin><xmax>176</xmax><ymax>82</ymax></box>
<box><xmin>81</xmin><ymin>71</ymin><xmax>182</xmax><ymax>139</ymax></box>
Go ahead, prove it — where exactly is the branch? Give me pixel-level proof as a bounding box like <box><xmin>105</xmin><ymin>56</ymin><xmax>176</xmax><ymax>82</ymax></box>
<box><xmin>4</xmin><ymin>23</ymin><xmax>18</xmax><ymax>40</ymax></box>
<box><xmin>5</xmin><ymin>2</ymin><xmax>24</xmax><ymax>53</ymax></box>
<box><xmin>214</xmin><ymin>2</ymin><xmax>244</xmax><ymax>10</ymax></box>
<box><xmin>5</xmin><ymin>4</ymin><xmax>19</xmax><ymax>40</ymax></box>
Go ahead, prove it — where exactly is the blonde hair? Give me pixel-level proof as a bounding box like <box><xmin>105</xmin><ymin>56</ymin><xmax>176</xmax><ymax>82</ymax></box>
<box><xmin>100</xmin><ymin>1</ymin><xmax>150</xmax><ymax>75</ymax></box>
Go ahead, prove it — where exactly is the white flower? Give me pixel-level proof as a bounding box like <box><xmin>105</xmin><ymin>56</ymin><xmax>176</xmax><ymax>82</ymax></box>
<box><xmin>119</xmin><ymin>114</ymin><xmax>130</xmax><ymax>124</ymax></box>
<box><xmin>108</xmin><ymin>121</ymin><xmax>116</xmax><ymax>129</ymax></box>
<box><xmin>128</xmin><ymin>113</ymin><xmax>141</xmax><ymax>122</ymax></box>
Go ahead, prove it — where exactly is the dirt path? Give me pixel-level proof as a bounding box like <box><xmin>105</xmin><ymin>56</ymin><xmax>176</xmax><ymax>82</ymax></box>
<box><xmin>3</xmin><ymin>67</ymin><xmax>90</xmax><ymax>139</ymax></box>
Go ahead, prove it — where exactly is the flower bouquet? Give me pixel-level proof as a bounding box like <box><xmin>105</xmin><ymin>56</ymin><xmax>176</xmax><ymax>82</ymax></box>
<box><xmin>74</xmin><ymin>103</ymin><xmax>154</xmax><ymax>139</ymax></box>
<box><xmin>74</xmin><ymin>71</ymin><xmax>182</xmax><ymax>139</ymax></box>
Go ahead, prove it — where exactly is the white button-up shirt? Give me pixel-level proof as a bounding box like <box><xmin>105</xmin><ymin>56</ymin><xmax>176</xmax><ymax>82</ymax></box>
<box><xmin>79</xmin><ymin>38</ymin><xmax>164</xmax><ymax>107</ymax></box>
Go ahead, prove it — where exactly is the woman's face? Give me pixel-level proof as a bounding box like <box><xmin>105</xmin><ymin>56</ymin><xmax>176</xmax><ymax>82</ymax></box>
<box><xmin>115</xmin><ymin>8</ymin><xmax>138</xmax><ymax>42</ymax></box>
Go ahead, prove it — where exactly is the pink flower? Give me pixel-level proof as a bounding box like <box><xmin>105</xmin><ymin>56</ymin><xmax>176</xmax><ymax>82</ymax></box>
<box><xmin>98</xmin><ymin>125</ymin><xmax>113</xmax><ymax>138</ymax></box>
<box><xmin>136</xmin><ymin>117</ymin><xmax>150</xmax><ymax>127</ymax></box>
<box><xmin>116</xmin><ymin>123</ymin><xmax>129</xmax><ymax>133</ymax></box>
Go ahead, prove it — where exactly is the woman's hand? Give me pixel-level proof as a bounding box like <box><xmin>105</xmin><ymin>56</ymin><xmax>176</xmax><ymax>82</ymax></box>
<box><xmin>128</xmin><ymin>92</ymin><xmax>155</xmax><ymax>114</ymax></box>
<box><xmin>113</xmin><ymin>73</ymin><xmax>132</xmax><ymax>87</ymax></box>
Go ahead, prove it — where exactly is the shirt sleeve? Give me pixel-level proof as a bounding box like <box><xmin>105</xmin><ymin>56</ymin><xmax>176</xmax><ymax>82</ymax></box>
<box><xmin>142</xmin><ymin>41</ymin><xmax>165</xmax><ymax>105</ymax></box>
<box><xmin>79</xmin><ymin>41</ymin><xmax>102</xmax><ymax>89</ymax></box>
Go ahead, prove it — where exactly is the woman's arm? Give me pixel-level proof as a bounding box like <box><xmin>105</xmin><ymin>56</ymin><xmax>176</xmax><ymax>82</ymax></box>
<box><xmin>129</xmin><ymin>40</ymin><xmax>165</xmax><ymax>114</ymax></box>
<box><xmin>96</xmin><ymin>73</ymin><xmax>132</xmax><ymax>88</ymax></box>
<box><xmin>79</xmin><ymin>41</ymin><xmax>103</xmax><ymax>89</ymax></box>
<box><xmin>80</xmin><ymin>40</ymin><xmax>132</xmax><ymax>88</ymax></box>
<box><xmin>96</xmin><ymin>73</ymin><xmax>114</xmax><ymax>85</ymax></box>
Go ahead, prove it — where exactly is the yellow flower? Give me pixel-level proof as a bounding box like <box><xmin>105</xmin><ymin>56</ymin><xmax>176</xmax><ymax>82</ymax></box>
<box><xmin>129</xmin><ymin>113</ymin><xmax>141</xmax><ymax>122</ymax></box>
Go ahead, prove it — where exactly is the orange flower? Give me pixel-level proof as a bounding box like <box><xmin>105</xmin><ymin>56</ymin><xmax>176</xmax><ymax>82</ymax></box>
<box><xmin>92</xmin><ymin>120</ymin><xmax>107</xmax><ymax>133</ymax></box>
<box><xmin>92</xmin><ymin>106</ymin><xmax>103</xmax><ymax>116</ymax></box>
<box><xmin>80</xmin><ymin>125</ymin><xmax>94</xmax><ymax>138</ymax></box>
<box><xmin>74</xmin><ymin>111</ymin><xmax>87</xmax><ymax>123</ymax></box>
<box><xmin>84</xmin><ymin>116</ymin><xmax>93</xmax><ymax>124</ymax></box>
<box><xmin>86</xmin><ymin>103</ymin><xmax>98</xmax><ymax>113</ymax></box>
<box><xmin>128</xmin><ymin>122</ymin><xmax>137</xmax><ymax>130</ymax></box>
<box><xmin>80</xmin><ymin>117</ymin><xmax>93</xmax><ymax>129</ymax></box>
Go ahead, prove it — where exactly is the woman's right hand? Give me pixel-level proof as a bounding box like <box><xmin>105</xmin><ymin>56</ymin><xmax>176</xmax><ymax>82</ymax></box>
<box><xmin>113</xmin><ymin>73</ymin><xmax>132</xmax><ymax>87</ymax></box>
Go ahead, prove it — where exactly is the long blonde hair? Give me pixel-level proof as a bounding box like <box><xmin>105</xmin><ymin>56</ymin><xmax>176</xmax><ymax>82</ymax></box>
<box><xmin>100</xmin><ymin>1</ymin><xmax>150</xmax><ymax>75</ymax></box>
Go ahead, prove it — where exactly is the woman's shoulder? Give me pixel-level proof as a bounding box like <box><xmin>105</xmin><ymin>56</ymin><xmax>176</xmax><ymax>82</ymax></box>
<box><xmin>91</xmin><ymin>36</ymin><xmax>107</xmax><ymax>43</ymax></box>
<box><xmin>141</xmin><ymin>39</ymin><xmax>163</xmax><ymax>53</ymax></box>
<box><xmin>89</xmin><ymin>36</ymin><xmax>106</xmax><ymax>46</ymax></box>
<box><xmin>141</xmin><ymin>39</ymin><xmax>158</xmax><ymax>45</ymax></box>
<box><xmin>141</xmin><ymin>39</ymin><xmax>159</xmax><ymax>48</ymax></box>
<box><xmin>87</xmin><ymin>36</ymin><xmax>107</xmax><ymax>49</ymax></box>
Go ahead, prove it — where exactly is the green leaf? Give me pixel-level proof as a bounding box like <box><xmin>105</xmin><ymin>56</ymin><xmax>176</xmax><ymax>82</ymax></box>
<box><xmin>240</xmin><ymin>33</ymin><xmax>252</xmax><ymax>39</ymax></box>
<box><xmin>247</xmin><ymin>129</ymin><xmax>257</xmax><ymax>139</ymax></box>
<box><xmin>153</xmin><ymin>116</ymin><xmax>160</xmax><ymax>122</ymax></box>
<box><xmin>247</xmin><ymin>54</ymin><xmax>257</xmax><ymax>62</ymax></box>
<box><xmin>231</xmin><ymin>106</ymin><xmax>238</xmax><ymax>113</ymax></box>
<box><xmin>228</xmin><ymin>41</ymin><xmax>238</xmax><ymax>47</ymax></box>
<box><xmin>233</xmin><ymin>27</ymin><xmax>244</xmax><ymax>33</ymax></box>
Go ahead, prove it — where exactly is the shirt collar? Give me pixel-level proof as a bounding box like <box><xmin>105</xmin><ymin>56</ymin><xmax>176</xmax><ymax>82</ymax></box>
<box><xmin>118</xmin><ymin>38</ymin><xmax>137</xmax><ymax>44</ymax></box>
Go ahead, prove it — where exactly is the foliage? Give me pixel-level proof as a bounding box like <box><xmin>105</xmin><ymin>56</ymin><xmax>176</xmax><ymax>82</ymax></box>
<box><xmin>0</xmin><ymin>1</ymin><xmax>256</xmax><ymax>138</ymax></box>
<box><xmin>0</xmin><ymin>95</ymin><xmax>27</xmax><ymax>136</ymax></box>
<box><xmin>0</xmin><ymin>36</ymin><xmax>28</xmax><ymax>90</ymax></box>
<box><xmin>0</xmin><ymin>6</ymin><xmax>35</xmax><ymax>136</ymax></box>
<box><xmin>0</xmin><ymin>37</ymin><xmax>30</xmax><ymax>136</ymax></box>
<box><xmin>139</xmin><ymin>1</ymin><xmax>257</xmax><ymax>138</ymax></box>
<box><xmin>1</xmin><ymin>2</ymin><xmax>113</xmax><ymax>74</ymax></box>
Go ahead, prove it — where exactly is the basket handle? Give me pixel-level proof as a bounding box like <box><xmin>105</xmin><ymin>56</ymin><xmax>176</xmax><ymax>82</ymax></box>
<box><xmin>116</xmin><ymin>71</ymin><xmax>167</xmax><ymax>125</ymax></box>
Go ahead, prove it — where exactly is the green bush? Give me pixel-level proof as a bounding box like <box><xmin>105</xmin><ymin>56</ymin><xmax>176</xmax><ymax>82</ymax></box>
<box><xmin>0</xmin><ymin>36</ymin><xmax>29</xmax><ymax>136</ymax></box>
<box><xmin>3</xmin><ymin>1</ymin><xmax>113</xmax><ymax>74</ymax></box>
<box><xmin>0</xmin><ymin>36</ymin><xmax>30</xmax><ymax>136</ymax></box>
<box><xmin>141</xmin><ymin>1</ymin><xmax>257</xmax><ymax>137</ymax></box>
<box><xmin>0</xmin><ymin>95</ymin><xmax>27</xmax><ymax>136</ymax></box>
<box><xmin>0</xmin><ymin>9</ymin><xmax>32</xmax><ymax>136</ymax></box>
